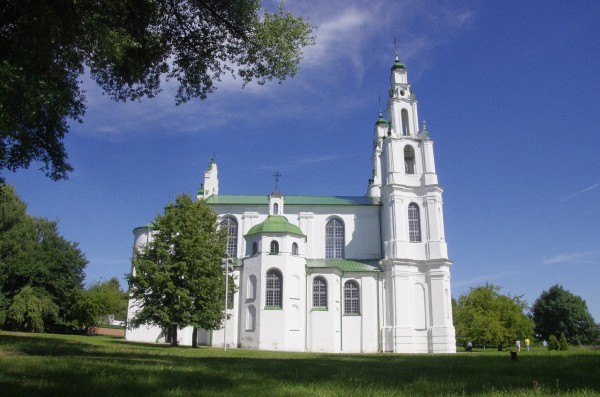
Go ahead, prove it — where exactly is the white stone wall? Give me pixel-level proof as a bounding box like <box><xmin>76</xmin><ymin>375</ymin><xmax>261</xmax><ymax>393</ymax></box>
<box><xmin>212</xmin><ymin>204</ymin><xmax>382</xmax><ymax>261</ymax></box>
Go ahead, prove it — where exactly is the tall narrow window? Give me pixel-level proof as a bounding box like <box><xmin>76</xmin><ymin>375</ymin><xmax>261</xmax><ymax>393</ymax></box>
<box><xmin>313</xmin><ymin>277</ymin><xmax>327</xmax><ymax>308</ymax></box>
<box><xmin>270</xmin><ymin>240</ymin><xmax>279</xmax><ymax>254</ymax></box>
<box><xmin>325</xmin><ymin>218</ymin><xmax>344</xmax><ymax>258</ymax></box>
<box><xmin>252</xmin><ymin>242</ymin><xmax>258</xmax><ymax>255</ymax></box>
<box><xmin>273</xmin><ymin>203</ymin><xmax>279</xmax><ymax>214</ymax></box>
<box><xmin>408</xmin><ymin>203</ymin><xmax>421</xmax><ymax>242</ymax></box>
<box><xmin>292</xmin><ymin>242</ymin><xmax>298</xmax><ymax>255</ymax></box>
<box><xmin>221</xmin><ymin>217</ymin><xmax>238</xmax><ymax>257</ymax></box>
<box><xmin>404</xmin><ymin>145</ymin><xmax>415</xmax><ymax>174</ymax></box>
<box><xmin>401</xmin><ymin>109</ymin><xmax>410</xmax><ymax>136</ymax></box>
<box><xmin>266</xmin><ymin>269</ymin><xmax>282</xmax><ymax>308</ymax></box>
<box><xmin>344</xmin><ymin>281</ymin><xmax>360</xmax><ymax>314</ymax></box>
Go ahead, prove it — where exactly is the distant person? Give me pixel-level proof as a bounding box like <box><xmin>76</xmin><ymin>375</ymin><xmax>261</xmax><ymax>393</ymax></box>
<box><xmin>466</xmin><ymin>341</ymin><xmax>473</xmax><ymax>353</ymax></box>
<box><xmin>525</xmin><ymin>338</ymin><xmax>530</xmax><ymax>351</ymax></box>
<box><xmin>498</xmin><ymin>342</ymin><xmax>503</xmax><ymax>351</ymax></box>
<box><xmin>516</xmin><ymin>340</ymin><xmax>521</xmax><ymax>352</ymax></box>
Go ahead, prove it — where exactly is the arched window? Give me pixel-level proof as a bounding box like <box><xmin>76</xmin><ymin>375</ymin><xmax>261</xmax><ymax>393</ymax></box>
<box><xmin>266</xmin><ymin>269</ymin><xmax>282</xmax><ymax>308</ymax></box>
<box><xmin>252</xmin><ymin>242</ymin><xmax>258</xmax><ymax>255</ymax></box>
<box><xmin>344</xmin><ymin>281</ymin><xmax>360</xmax><ymax>314</ymax></box>
<box><xmin>313</xmin><ymin>277</ymin><xmax>327</xmax><ymax>308</ymax></box>
<box><xmin>325</xmin><ymin>218</ymin><xmax>344</xmax><ymax>259</ymax></box>
<box><xmin>221</xmin><ymin>217</ymin><xmax>238</xmax><ymax>257</ymax></box>
<box><xmin>292</xmin><ymin>242</ymin><xmax>298</xmax><ymax>255</ymax></box>
<box><xmin>270</xmin><ymin>240</ymin><xmax>279</xmax><ymax>254</ymax></box>
<box><xmin>273</xmin><ymin>203</ymin><xmax>279</xmax><ymax>215</ymax></box>
<box><xmin>401</xmin><ymin>109</ymin><xmax>410</xmax><ymax>136</ymax></box>
<box><xmin>404</xmin><ymin>145</ymin><xmax>415</xmax><ymax>174</ymax></box>
<box><xmin>408</xmin><ymin>203</ymin><xmax>421</xmax><ymax>242</ymax></box>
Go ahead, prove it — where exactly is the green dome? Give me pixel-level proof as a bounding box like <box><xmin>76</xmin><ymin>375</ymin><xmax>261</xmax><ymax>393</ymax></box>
<box><xmin>375</xmin><ymin>112</ymin><xmax>388</xmax><ymax>126</ymax></box>
<box><xmin>246</xmin><ymin>215</ymin><xmax>305</xmax><ymax>237</ymax></box>
<box><xmin>391</xmin><ymin>60</ymin><xmax>405</xmax><ymax>70</ymax></box>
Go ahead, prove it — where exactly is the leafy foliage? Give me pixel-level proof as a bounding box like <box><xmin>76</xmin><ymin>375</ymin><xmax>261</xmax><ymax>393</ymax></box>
<box><xmin>548</xmin><ymin>334</ymin><xmax>559</xmax><ymax>350</ymax></box>
<box><xmin>532</xmin><ymin>285</ymin><xmax>598</xmax><ymax>345</ymax></box>
<box><xmin>0</xmin><ymin>184</ymin><xmax>88</xmax><ymax>331</ymax></box>
<box><xmin>0</xmin><ymin>0</ymin><xmax>314</xmax><ymax>181</ymax></box>
<box><xmin>559</xmin><ymin>332</ymin><xmax>569</xmax><ymax>351</ymax></box>
<box><xmin>453</xmin><ymin>283</ymin><xmax>534</xmax><ymax>347</ymax></box>
<box><xmin>67</xmin><ymin>278</ymin><xmax>128</xmax><ymax>329</ymax></box>
<box><xmin>6</xmin><ymin>285</ymin><xmax>58</xmax><ymax>332</ymax></box>
<box><xmin>127</xmin><ymin>194</ymin><xmax>228</xmax><ymax>345</ymax></box>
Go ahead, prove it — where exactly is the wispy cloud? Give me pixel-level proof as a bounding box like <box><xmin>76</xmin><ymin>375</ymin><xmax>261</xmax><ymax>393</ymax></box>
<box><xmin>73</xmin><ymin>1</ymin><xmax>475</xmax><ymax>140</ymax></box>
<box><xmin>542</xmin><ymin>250</ymin><xmax>600</xmax><ymax>265</ymax></box>
<box><xmin>452</xmin><ymin>270</ymin><xmax>519</xmax><ymax>288</ymax></box>
<box><xmin>257</xmin><ymin>154</ymin><xmax>349</xmax><ymax>171</ymax></box>
<box><xmin>559</xmin><ymin>183</ymin><xmax>599</xmax><ymax>202</ymax></box>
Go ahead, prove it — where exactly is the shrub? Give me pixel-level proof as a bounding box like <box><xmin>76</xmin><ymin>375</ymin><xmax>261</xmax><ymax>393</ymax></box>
<box><xmin>548</xmin><ymin>334</ymin><xmax>559</xmax><ymax>350</ymax></box>
<box><xmin>559</xmin><ymin>332</ymin><xmax>569</xmax><ymax>350</ymax></box>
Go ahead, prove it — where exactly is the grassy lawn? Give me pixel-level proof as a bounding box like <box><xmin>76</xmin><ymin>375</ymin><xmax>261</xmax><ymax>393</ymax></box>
<box><xmin>1</xmin><ymin>332</ymin><xmax>599</xmax><ymax>396</ymax></box>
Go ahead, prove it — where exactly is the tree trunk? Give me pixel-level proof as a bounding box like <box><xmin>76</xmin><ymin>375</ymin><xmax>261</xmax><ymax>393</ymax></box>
<box><xmin>192</xmin><ymin>327</ymin><xmax>198</xmax><ymax>348</ymax></box>
<box><xmin>170</xmin><ymin>326</ymin><xmax>178</xmax><ymax>347</ymax></box>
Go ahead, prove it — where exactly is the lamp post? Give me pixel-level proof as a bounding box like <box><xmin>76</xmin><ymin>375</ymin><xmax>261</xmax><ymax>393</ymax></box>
<box><xmin>223</xmin><ymin>254</ymin><xmax>231</xmax><ymax>351</ymax></box>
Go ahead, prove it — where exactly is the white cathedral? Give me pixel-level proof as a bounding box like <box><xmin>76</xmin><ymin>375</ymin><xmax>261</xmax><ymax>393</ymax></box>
<box><xmin>126</xmin><ymin>57</ymin><xmax>456</xmax><ymax>353</ymax></box>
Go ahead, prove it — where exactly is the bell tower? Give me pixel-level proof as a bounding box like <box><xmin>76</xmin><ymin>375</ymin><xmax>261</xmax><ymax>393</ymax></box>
<box><xmin>373</xmin><ymin>57</ymin><xmax>455</xmax><ymax>353</ymax></box>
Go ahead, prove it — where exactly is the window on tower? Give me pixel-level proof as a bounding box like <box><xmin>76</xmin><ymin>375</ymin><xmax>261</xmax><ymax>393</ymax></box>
<box><xmin>220</xmin><ymin>217</ymin><xmax>238</xmax><ymax>257</ymax></box>
<box><xmin>325</xmin><ymin>218</ymin><xmax>344</xmax><ymax>258</ymax></box>
<box><xmin>266</xmin><ymin>269</ymin><xmax>282</xmax><ymax>308</ymax></box>
<box><xmin>404</xmin><ymin>145</ymin><xmax>416</xmax><ymax>174</ymax></box>
<box><xmin>344</xmin><ymin>280</ymin><xmax>360</xmax><ymax>315</ymax></box>
<box><xmin>408</xmin><ymin>203</ymin><xmax>421</xmax><ymax>242</ymax></box>
<box><xmin>270</xmin><ymin>240</ymin><xmax>279</xmax><ymax>254</ymax></box>
<box><xmin>401</xmin><ymin>109</ymin><xmax>410</xmax><ymax>136</ymax></box>
<box><xmin>313</xmin><ymin>277</ymin><xmax>327</xmax><ymax>308</ymax></box>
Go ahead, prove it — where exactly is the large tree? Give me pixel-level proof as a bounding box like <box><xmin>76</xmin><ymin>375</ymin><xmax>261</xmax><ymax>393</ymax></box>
<box><xmin>454</xmin><ymin>283</ymin><xmax>534</xmax><ymax>348</ymax></box>
<box><xmin>532</xmin><ymin>285</ymin><xmax>598</xmax><ymax>345</ymax></box>
<box><xmin>127</xmin><ymin>194</ymin><xmax>228</xmax><ymax>346</ymax></box>
<box><xmin>0</xmin><ymin>184</ymin><xmax>88</xmax><ymax>331</ymax></box>
<box><xmin>0</xmin><ymin>0</ymin><xmax>314</xmax><ymax>181</ymax></box>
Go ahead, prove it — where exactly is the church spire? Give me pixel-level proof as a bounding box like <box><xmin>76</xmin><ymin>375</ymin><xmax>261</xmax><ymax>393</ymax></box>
<box><xmin>199</xmin><ymin>158</ymin><xmax>219</xmax><ymax>199</ymax></box>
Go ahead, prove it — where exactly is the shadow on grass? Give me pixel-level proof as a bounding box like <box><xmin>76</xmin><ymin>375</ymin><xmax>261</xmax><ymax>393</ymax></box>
<box><xmin>1</xmin><ymin>333</ymin><xmax>600</xmax><ymax>396</ymax></box>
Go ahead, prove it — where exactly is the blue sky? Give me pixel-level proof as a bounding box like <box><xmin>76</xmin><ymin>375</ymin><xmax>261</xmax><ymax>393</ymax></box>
<box><xmin>6</xmin><ymin>1</ymin><xmax>600</xmax><ymax>321</ymax></box>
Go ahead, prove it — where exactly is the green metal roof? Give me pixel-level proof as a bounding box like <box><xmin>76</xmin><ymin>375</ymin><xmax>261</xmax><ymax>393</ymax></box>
<box><xmin>133</xmin><ymin>222</ymin><xmax>156</xmax><ymax>231</ymax></box>
<box><xmin>376</xmin><ymin>112</ymin><xmax>388</xmax><ymax>126</ymax></box>
<box><xmin>246</xmin><ymin>215</ymin><xmax>305</xmax><ymax>237</ymax></box>
<box><xmin>307</xmin><ymin>259</ymin><xmax>381</xmax><ymax>272</ymax></box>
<box><xmin>391</xmin><ymin>59</ymin><xmax>406</xmax><ymax>70</ymax></box>
<box><xmin>205</xmin><ymin>195</ymin><xmax>381</xmax><ymax>206</ymax></box>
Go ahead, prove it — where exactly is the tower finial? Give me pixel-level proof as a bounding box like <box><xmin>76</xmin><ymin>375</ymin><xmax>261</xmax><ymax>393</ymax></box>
<box><xmin>273</xmin><ymin>170</ymin><xmax>282</xmax><ymax>192</ymax></box>
<box><xmin>394</xmin><ymin>36</ymin><xmax>398</xmax><ymax>60</ymax></box>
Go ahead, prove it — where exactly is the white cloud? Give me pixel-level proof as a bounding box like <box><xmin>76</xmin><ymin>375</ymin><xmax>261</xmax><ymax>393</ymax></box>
<box><xmin>559</xmin><ymin>183</ymin><xmax>599</xmax><ymax>202</ymax></box>
<box><xmin>542</xmin><ymin>250</ymin><xmax>600</xmax><ymax>265</ymax></box>
<box><xmin>257</xmin><ymin>154</ymin><xmax>349</xmax><ymax>171</ymax></box>
<box><xmin>452</xmin><ymin>270</ymin><xmax>519</xmax><ymax>288</ymax></box>
<box><xmin>72</xmin><ymin>0</ymin><xmax>475</xmax><ymax>139</ymax></box>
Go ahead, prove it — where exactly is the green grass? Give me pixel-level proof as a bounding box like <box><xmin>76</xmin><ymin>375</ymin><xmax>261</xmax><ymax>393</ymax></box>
<box><xmin>1</xmin><ymin>332</ymin><xmax>599</xmax><ymax>396</ymax></box>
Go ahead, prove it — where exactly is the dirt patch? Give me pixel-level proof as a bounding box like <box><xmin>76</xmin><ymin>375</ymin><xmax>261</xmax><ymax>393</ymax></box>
<box><xmin>92</xmin><ymin>327</ymin><xmax>125</xmax><ymax>337</ymax></box>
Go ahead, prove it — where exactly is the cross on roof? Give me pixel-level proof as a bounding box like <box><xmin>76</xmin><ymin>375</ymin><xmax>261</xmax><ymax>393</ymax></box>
<box><xmin>273</xmin><ymin>171</ymin><xmax>282</xmax><ymax>192</ymax></box>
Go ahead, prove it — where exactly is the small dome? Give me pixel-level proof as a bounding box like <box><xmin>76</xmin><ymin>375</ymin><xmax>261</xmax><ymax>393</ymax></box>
<box><xmin>391</xmin><ymin>59</ymin><xmax>405</xmax><ymax>70</ymax></box>
<box><xmin>246</xmin><ymin>215</ymin><xmax>305</xmax><ymax>237</ymax></box>
<box><xmin>376</xmin><ymin>112</ymin><xmax>388</xmax><ymax>126</ymax></box>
